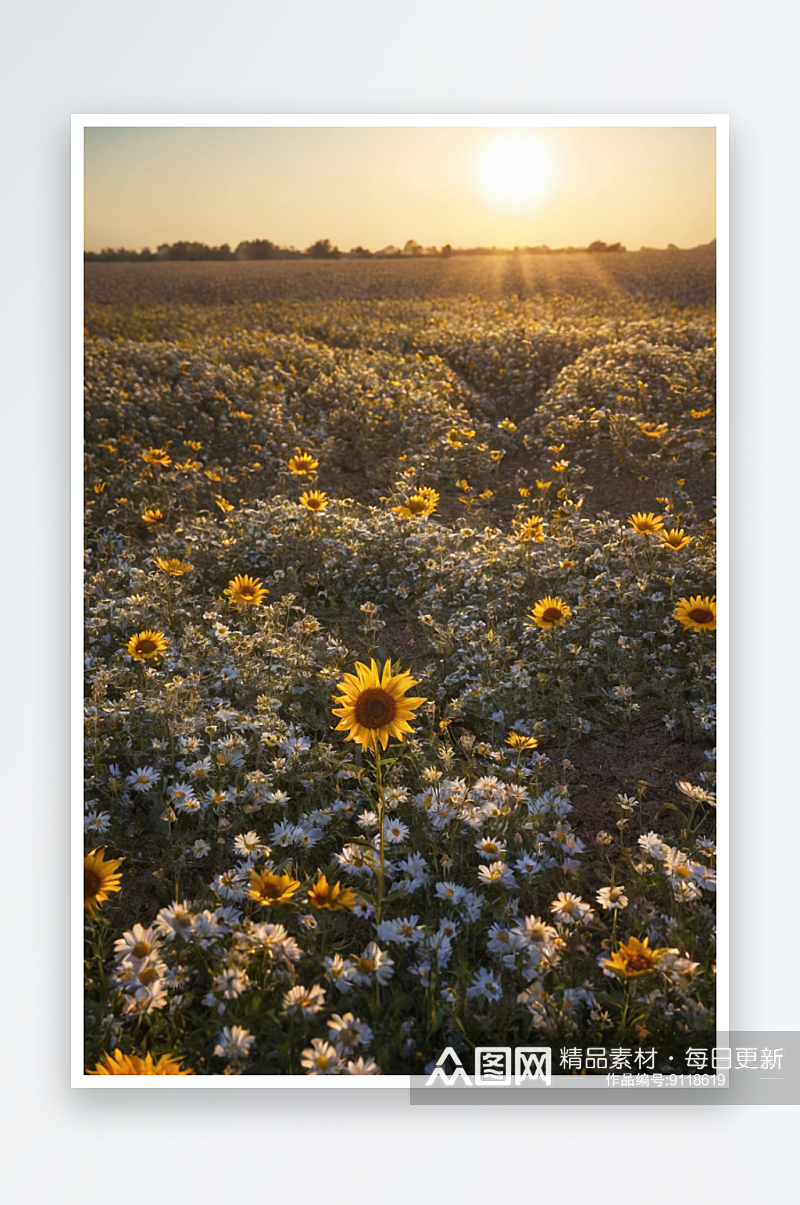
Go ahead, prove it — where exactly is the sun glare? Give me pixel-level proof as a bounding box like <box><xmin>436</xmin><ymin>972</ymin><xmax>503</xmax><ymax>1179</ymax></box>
<box><xmin>476</xmin><ymin>133</ymin><xmax>554</xmax><ymax>207</ymax></box>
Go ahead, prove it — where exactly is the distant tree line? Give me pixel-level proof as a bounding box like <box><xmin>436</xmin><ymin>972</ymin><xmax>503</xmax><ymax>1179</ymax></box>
<box><xmin>84</xmin><ymin>236</ymin><xmax>633</xmax><ymax>262</ymax></box>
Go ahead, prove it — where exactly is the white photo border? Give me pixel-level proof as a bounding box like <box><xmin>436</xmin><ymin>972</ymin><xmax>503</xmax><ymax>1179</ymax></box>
<box><xmin>72</xmin><ymin>113</ymin><xmax>728</xmax><ymax>1087</ymax></box>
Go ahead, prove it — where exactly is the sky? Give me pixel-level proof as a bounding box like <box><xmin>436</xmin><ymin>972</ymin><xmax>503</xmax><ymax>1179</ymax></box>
<box><xmin>84</xmin><ymin>125</ymin><xmax>716</xmax><ymax>253</ymax></box>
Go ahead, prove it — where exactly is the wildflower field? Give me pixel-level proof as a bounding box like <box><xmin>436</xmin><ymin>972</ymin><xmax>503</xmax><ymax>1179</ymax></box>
<box><xmin>83</xmin><ymin>248</ymin><xmax>717</xmax><ymax>1076</ymax></box>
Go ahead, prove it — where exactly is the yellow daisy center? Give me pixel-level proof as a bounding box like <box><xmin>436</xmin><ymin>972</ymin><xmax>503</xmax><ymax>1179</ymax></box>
<box><xmin>132</xmin><ymin>941</ymin><xmax>151</xmax><ymax>958</ymax></box>
<box><xmin>138</xmin><ymin>967</ymin><xmax>158</xmax><ymax>986</ymax></box>
<box><xmin>354</xmin><ymin>687</ymin><xmax>397</xmax><ymax>729</ymax></box>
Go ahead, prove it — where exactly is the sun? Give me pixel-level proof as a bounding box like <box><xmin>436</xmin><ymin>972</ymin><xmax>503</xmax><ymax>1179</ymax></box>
<box><xmin>476</xmin><ymin>132</ymin><xmax>554</xmax><ymax>207</ymax></box>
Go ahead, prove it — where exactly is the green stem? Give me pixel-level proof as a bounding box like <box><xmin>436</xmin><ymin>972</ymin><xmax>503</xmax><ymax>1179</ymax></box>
<box><xmin>619</xmin><ymin>980</ymin><xmax>632</xmax><ymax>1037</ymax></box>
<box><xmin>374</xmin><ymin>742</ymin><xmax>385</xmax><ymax>924</ymax></box>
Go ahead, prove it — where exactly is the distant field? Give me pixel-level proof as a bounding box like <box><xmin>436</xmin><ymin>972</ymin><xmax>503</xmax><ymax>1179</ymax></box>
<box><xmin>84</xmin><ymin>245</ymin><xmax>716</xmax><ymax>306</ymax></box>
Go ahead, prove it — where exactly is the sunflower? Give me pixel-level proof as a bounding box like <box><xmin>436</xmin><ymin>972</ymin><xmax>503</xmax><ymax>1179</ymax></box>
<box><xmin>288</xmin><ymin>449</ymin><xmax>319</xmax><ymax>476</ymax></box>
<box><xmin>604</xmin><ymin>936</ymin><xmax>672</xmax><ymax>978</ymax></box>
<box><xmin>674</xmin><ymin>595</ymin><xmax>716</xmax><ymax>632</ymax></box>
<box><xmin>84</xmin><ymin>848</ymin><xmax>123</xmax><ymax>915</ymax></box>
<box><xmin>89</xmin><ymin>1050</ymin><xmax>191</xmax><ymax>1075</ymax></box>
<box><xmin>126</xmin><ymin>630</ymin><xmax>169</xmax><ymax>662</ymax></box>
<box><xmin>393</xmin><ymin>494</ymin><xmax>435</xmax><ymax>519</ymax></box>
<box><xmin>660</xmin><ymin>528</ymin><xmax>692</xmax><ymax>552</ymax></box>
<box><xmin>528</xmin><ymin>595</ymin><xmax>572</xmax><ymax>630</ymax></box>
<box><xmin>639</xmin><ymin>422</ymin><xmax>669</xmax><ymax>438</ymax></box>
<box><xmin>153</xmin><ymin>557</ymin><xmax>193</xmax><ymax>576</ymax></box>
<box><xmin>628</xmin><ymin>512</ymin><xmax>664</xmax><ymax>534</ymax></box>
<box><xmin>307</xmin><ymin>873</ymin><xmax>359</xmax><ymax>911</ymax></box>
<box><xmin>505</xmin><ymin>731</ymin><xmax>538</xmax><ymax>751</ymax></box>
<box><xmin>126</xmin><ymin>629</ymin><xmax>169</xmax><ymax>662</ymax></box>
<box><xmin>514</xmin><ymin>515</ymin><xmax>545</xmax><ymax>543</ymax></box>
<box><xmin>224</xmin><ymin>574</ymin><xmax>268</xmax><ymax>607</ymax></box>
<box><xmin>140</xmin><ymin>448</ymin><xmax>172</xmax><ymax>466</ymax></box>
<box><xmin>299</xmin><ymin>489</ymin><xmax>328</xmax><ymax>512</ymax></box>
<box><xmin>415</xmin><ymin>486</ymin><xmax>440</xmax><ymax>510</ymax></box>
<box><xmin>332</xmin><ymin>658</ymin><xmax>426</xmax><ymax>752</ymax></box>
<box><xmin>141</xmin><ymin>507</ymin><xmax>163</xmax><ymax>527</ymax></box>
<box><xmin>248</xmin><ymin>869</ymin><xmax>301</xmax><ymax>905</ymax></box>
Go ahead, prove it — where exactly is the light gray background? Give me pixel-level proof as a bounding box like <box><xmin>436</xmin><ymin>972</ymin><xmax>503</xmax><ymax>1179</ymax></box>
<box><xmin>3</xmin><ymin>1</ymin><xmax>797</xmax><ymax>1198</ymax></box>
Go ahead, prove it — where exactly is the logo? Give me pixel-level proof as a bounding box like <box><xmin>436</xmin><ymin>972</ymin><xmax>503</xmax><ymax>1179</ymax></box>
<box><xmin>515</xmin><ymin>1047</ymin><xmax>552</xmax><ymax>1085</ymax></box>
<box><xmin>426</xmin><ymin>1046</ymin><xmax>552</xmax><ymax>1087</ymax></box>
<box><xmin>425</xmin><ymin>1047</ymin><xmax>472</xmax><ymax>1086</ymax></box>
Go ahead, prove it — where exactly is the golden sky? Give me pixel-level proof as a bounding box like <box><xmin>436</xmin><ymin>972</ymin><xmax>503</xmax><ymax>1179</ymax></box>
<box><xmin>84</xmin><ymin>126</ymin><xmax>715</xmax><ymax>253</ymax></box>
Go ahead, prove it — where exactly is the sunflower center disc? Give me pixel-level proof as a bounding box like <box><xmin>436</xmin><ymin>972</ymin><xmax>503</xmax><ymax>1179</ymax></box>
<box><xmin>542</xmin><ymin>608</ymin><xmax>563</xmax><ymax>623</ymax></box>
<box><xmin>84</xmin><ymin>869</ymin><xmax>100</xmax><ymax>897</ymax></box>
<box><xmin>689</xmin><ymin>609</ymin><xmax>713</xmax><ymax>624</ymax></box>
<box><xmin>355</xmin><ymin>687</ymin><xmax>397</xmax><ymax>729</ymax></box>
<box><xmin>138</xmin><ymin>640</ymin><xmax>157</xmax><ymax>654</ymax></box>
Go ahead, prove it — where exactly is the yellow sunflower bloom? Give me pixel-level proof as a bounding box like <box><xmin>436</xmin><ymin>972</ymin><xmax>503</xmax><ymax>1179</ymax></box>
<box><xmin>288</xmin><ymin>449</ymin><xmax>319</xmax><ymax>476</ymax></box>
<box><xmin>224</xmin><ymin>574</ymin><xmax>268</xmax><ymax>607</ymax></box>
<box><xmin>84</xmin><ymin>848</ymin><xmax>123</xmax><ymax>915</ymax></box>
<box><xmin>140</xmin><ymin>448</ymin><xmax>172</xmax><ymax>466</ymax></box>
<box><xmin>89</xmin><ymin>1050</ymin><xmax>192</xmax><ymax>1075</ymax></box>
<box><xmin>153</xmin><ymin>557</ymin><xmax>193</xmax><ymax>576</ymax></box>
<box><xmin>639</xmin><ymin>422</ymin><xmax>669</xmax><ymax>438</ymax></box>
<box><xmin>332</xmin><ymin>658</ymin><xmax>426</xmax><ymax>752</ymax></box>
<box><xmin>514</xmin><ymin>515</ymin><xmax>545</xmax><ymax>543</ymax></box>
<box><xmin>674</xmin><ymin>595</ymin><xmax>716</xmax><ymax>632</ymax></box>
<box><xmin>307</xmin><ymin>873</ymin><xmax>359</xmax><ymax>911</ymax></box>
<box><xmin>505</xmin><ymin>731</ymin><xmax>538</xmax><ymax>751</ymax></box>
<box><xmin>415</xmin><ymin>486</ymin><xmax>440</xmax><ymax>510</ymax></box>
<box><xmin>299</xmin><ymin>489</ymin><xmax>328</xmax><ymax>512</ymax></box>
<box><xmin>604</xmin><ymin>936</ymin><xmax>672</xmax><ymax>978</ymax></box>
<box><xmin>528</xmin><ymin>596</ymin><xmax>572</xmax><ymax>630</ymax></box>
<box><xmin>248</xmin><ymin>869</ymin><xmax>301</xmax><ymax>906</ymax></box>
<box><xmin>660</xmin><ymin>528</ymin><xmax>692</xmax><ymax>552</ymax></box>
<box><xmin>126</xmin><ymin>630</ymin><xmax>169</xmax><ymax>662</ymax></box>
<box><xmin>393</xmin><ymin>494</ymin><xmax>436</xmax><ymax>519</ymax></box>
<box><xmin>141</xmin><ymin>507</ymin><xmax>163</xmax><ymax>527</ymax></box>
<box><xmin>628</xmin><ymin>511</ymin><xmax>664</xmax><ymax>534</ymax></box>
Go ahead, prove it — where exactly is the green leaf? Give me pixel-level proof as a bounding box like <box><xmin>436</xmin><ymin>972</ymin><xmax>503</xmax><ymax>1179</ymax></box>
<box><xmin>381</xmin><ymin>888</ymin><xmax>406</xmax><ymax>904</ymax></box>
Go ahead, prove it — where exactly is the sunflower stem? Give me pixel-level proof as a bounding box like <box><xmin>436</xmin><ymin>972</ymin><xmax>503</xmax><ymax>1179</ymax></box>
<box><xmin>374</xmin><ymin>742</ymin><xmax>385</xmax><ymax>925</ymax></box>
